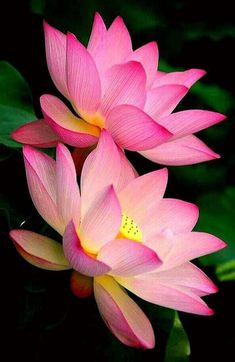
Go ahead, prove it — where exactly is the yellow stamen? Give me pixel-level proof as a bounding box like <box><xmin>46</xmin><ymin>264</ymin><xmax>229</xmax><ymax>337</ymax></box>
<box><xmin>82</xmin><ymin>111</ymin><xmax>105</xmax><ymax>128</ymax></box>
<box><xmin>118</xmin><ymin>213</ymin><xmax>143</xmax><ymax>242</ymax></box>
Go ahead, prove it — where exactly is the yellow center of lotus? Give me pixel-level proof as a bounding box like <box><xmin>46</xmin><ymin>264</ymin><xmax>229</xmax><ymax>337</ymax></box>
<box><xmin>118</xmin><ymin>213</ymin><xmax>143</xmax><ymax>242</ymax></box>
<box><xmin>82</xmin><ymin>111</ymin><xmax>105</xmax><ymax>129</ymax></box>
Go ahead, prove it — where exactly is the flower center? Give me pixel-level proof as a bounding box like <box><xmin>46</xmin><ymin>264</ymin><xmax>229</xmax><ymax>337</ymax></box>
<box><xmin>118</xmin><ymin>213</ymin><xmax>143</xmax><ymax>242</ymax></box>
<box><xmin>82</xmin><ymin>111</ymin><xmax>105</xmax><ymax>129</ymax></box>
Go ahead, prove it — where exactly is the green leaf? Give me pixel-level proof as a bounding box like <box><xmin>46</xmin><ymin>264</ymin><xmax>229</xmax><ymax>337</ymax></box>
<box><xmin>0</xmin><ymin>61</ymin><xmax>35</xmax><ymax>148</ymax></box>
<box><xmin>216</xmin><ymin>260</ymin><xmax>235</xmax><ymax>281</ymax></box>
<box><xmin>164</xmin><ymin>312</ymin><xmax>190</xmax><ymax>362</ymax></box>
<box><xmin>196</xmin><ymin>187</ymin><xmax>235</xmax><ymax>267</ymax></box>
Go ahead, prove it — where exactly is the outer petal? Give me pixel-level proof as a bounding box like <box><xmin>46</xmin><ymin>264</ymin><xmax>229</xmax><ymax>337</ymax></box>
<box><xmin>157</xmin><ymin>110</ymin><xmax>226</xmax><ymax>139</ymax></box>
<box><xmin>94</xmin><ymin>275</ymin><xmax>155</xmax><ymax>349</ymax></box>
<box><xmin>43</xmin><ymin>21</ymin><xmax>69</xmax><ymax>98</ymax></box>
<box><xmin>144</xmin><ymin>85</ymin><xmax>188</xmax><ymax>119</ymax></box>
<box><xmin>81</xmin><ymin>130</ymin><xmax>121</xmax><ymax>213</ymax></box>
<box><xmin>127</xmin><ymin>41</ymin><xmax>159</xmax><ymax>88</ymax></box>
<box><xmin>11</xmin><ymin>119</ymin><xmax>60</xmax><ymax>148</ymax></box>
<box><xmin>100</xmin><ymin>61</ymin><xmax>146</xmax><ymax>117</ymax></box>
<box><xmin>23</xmin><ymin>146</ymin><xmax>64</xmax><ymax>235</ymax></box>
<box><xmin>66</xmin><ymin>32</ymin><xmax>101</xmax><ymax>114</ymax></box>
<box><xmin>152</xmin><ymin>69</ymin><xmax>206</xmax><ymax>88</ymax></box>
<box><xmin>116</xmin><ymin>275</ymin><xmax>214</xmax><ymax>315</ymax></box>
<box><xmin>115</xmin><ymin>148</ymin><xmax>138</xmax><ymax>193</ymax></box>
<box><xmin>56</xmin><ymin>144</ymin><xmax>80</xmax><ymax>228</ymax></box>
<box><xmin>63</xmin><ymin>221</ymin><xmax>111</xmax><ymax>277</ymax></box>
<box><xmin>98</xmin><ymin>238</ymin><xmax>161</xmax><ymax>276</ymax></box>
<box><xmin>80</xmin><ymin>185</ymin><xmax>121</xmax><ymax>254</ymax></box>
<box><xmin>41</xmin><ymin>94</ymin><xmax>99</xmax><ymax>147</ymax></box>
<box><xmin>142</xmin><ymin>198</ymin><xmax>199</xmax><ymax>241</ymax></box>
<box><xmin>140</xmin><ymin>134</ymin><xmax>220</xmax><ymax>166</ymax></box>
<box><xmin>70</xmin><ymin>271</ymin><xmax>93</xmax><ymax>298</ymax></box>
<box><xmin>106</xmin><ymin>104</ymin><xmax>172</xmax><ymax>151</ymax></box>
<box><xmin>118</xmin><ymin>168</ymin><xmax>168</xmax><ymax>228</ymax></box>
<box><xmin>10</xmin><ymin>229</ymin><xmax>70</xmax><ymax>271</ymax></box>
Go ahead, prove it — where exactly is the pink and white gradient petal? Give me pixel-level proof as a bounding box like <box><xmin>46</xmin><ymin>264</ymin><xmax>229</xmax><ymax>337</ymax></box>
<box><xmin>43</xmin><ymin>21</ymin><xmax>69</xmax><ymax>98</ymax></box>
<box><xmin>56</xmin><ymin>144</ymin><xmax>81</xmax><ymax>228</ymax></box>
<box><xmin>94</xmin><ymin>275</ymin><xmax>155</xmax><ymax>349</ymax></box>
<box><xmin>11</xmin><ymin>119</ymin><xmax>60</xmax><ymax>148</ymax></box>
<box><xmin>140</xmin><ymin>134</ymin><xmax>220</xmax><ymax>166</ymax></box>
<box><xmin>63</xmin><ymin>221</ymin><xmax>111</xmax><ymax>276</ymax></box>
<box><xmin>115</xmin><ymin>148</ymin><xmax>138</xmax><ymax>193</ymax></box>
<box><xmin>106</xmin><ymin>104</ymin><xmax>172</xmax><ymax>151</ymax></box>
<box><xmin>10</xmin><ymin>229</ymin><xmax>70</xmax><ymax>271</ymax></box>
<box><xmin>80</xmin><ymin>185</ymin><xmax>121</xmax><ymax>254</ymax></box>
<box><xmin>23</xmin><ymin>146</ymin><xmax>64</xmax><ymax>235</ymax></box>
<box><xmin>66</xmin><ymin>32</ymin><xmax>101</xmax><ymax>115</ymax></box>
<box><xmin>152</xmin><ymin>68</ymin><xmax>206</xmax><ymax>88</ymax></box>
<box><xmin>97</xmin><ymin>238</ymin><xmax>161</xmax><ymax>276</ymax></box>
<box><xmin>40</xmin><ymin>94</ymin><xmax>99</xmax><ymax>147</ymax></box>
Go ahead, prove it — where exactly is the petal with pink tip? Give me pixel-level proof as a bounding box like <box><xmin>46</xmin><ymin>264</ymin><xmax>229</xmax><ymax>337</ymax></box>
<box><xmin>10</xmin><ymin>229</ymin><xmax>70</xmax><ymax>271</ymax></box>
<box><xmin>105</xmin><ymin>16</ymin><xmax>132</xmax><ymax>70</ymax></box>
<box><xmin>63</xmin><ymin>221</ymin><xmax>111</xmax><ymax>276</ymax></box>
<box><xmin>158</xmin><ymin>110</ymin><xmax>226</xmax><ymax>139</ymax></box>
<box><xmin>81</xmin><ymin>130</ymin><xmax>121</xmax><ymax>214</ymax></box>
<box><xmin>118</xmin><ymin>168</ymin><xmax>168</xmax><ymax>228</ymax></box>
<box><xmin>116</xmin><ymin>276</ymin><xmax>214</xmax><ymax>315</ymax></box>
<box><xmin>115</xmin><ymin>148</ymin><xmax>138</xmax><ymax>193</ymax></box>
<box><xmin>70</xmin><ymin>271</ymin><xmax>93</xmax><ymax>298</ymax></box>
<box><xmin>43</xmin><ymin>21</ymin><xmax>69</xmax><ymax>98</ymax></box>
<box><xmin>100</xmin><ymin>61</ymin><xmax>146</xmax><ymax>117</ymax></box>
<box><xmin>153</xmin><ymin>68</ymin><xmax>206</xmax><ymax>88</ymax></box>
<box><xmin>41</xmin><ymin>94</ymin><xmax>99</xmax><ymax>147</ymax></box>
<box><xmin>128</xmin><ymin>41</ymin><xmax>159</xmax><ymax>88</ymax></box>
<box><xmin>147</xmin><ymin>262</ymin><xmax>218</xmax><ymax>296</ymax></box>
<box><xmin>11</xmin><ymin>119</ymin><xmax>60</xmax><ymax>148</ymax></box>
<box><xmin>140</xmin><ymin>134</ymin><xmax>220</xmax><ymax>166</ymax></box>
<box><xmin>80</xmin><ymin>185</ymin><xmax>121</xmax><ymax>254</ymax></box>
<box><xmin>56</xmin><ymin>144</ymin><xmax>81</xmax><ymax>228</ymax></box>
<box><xmin>23</xmin><ymin>146</ymin><xmax>64</xmax><ymax>234</ymax></box>
<box><xmin>94</xmin><ymin>275</ymin><xmax>155</xmax><ymax>348</ymax></box>
<box><xmin>66</xmin><ymin>32</ymin><xmax>101</xmax><ymax>114</ymax></box>
<box><xmin>144</xmin><ymin>85</ymin><xmax>188</xmax><ymax>119</ymax></box>
<box><xmin>106</xmin><ymin>104</ymin><xmax>172</xmax><ymax>151</ymax></box>
<box><xmin>97</xmin><ymin>238</ymin><xmax>161</xmax><ymax>276</ymax></box>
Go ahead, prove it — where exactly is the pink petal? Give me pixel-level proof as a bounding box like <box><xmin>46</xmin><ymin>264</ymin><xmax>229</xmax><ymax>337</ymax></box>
<box><xmin>144</xmin><ymin>85</ymin><xmax>188</xmax><ymax>119</ymax></box>
<box><xmin>147</xmin><ymin>262</ymin><xmax>218</xmax><ymax>296</ymax></box>
<box><xmin>63</xmin><ymin>221</ymin><xmax>111</xmax><ymax>276</ymax></box>
<box><xmin>153</xmin><ymin>69</ymin><xmax>206</xmax><ymax>88</ymax></box>
<box><xmin>70</xmin><ymin>271</ymin><xmax>93</xmax><ymax>298</ymax></box>
<box><xmin>128</xmin><ymin>41</ymin><xmax>159</xmax><ymax>88</ymax></box>
<box><xmin>158</xmin><ymin>110</ymin><xmax>226</xmax><ymax>139</ymax></box>
<box><xmin>143</xmin><ymin>198</ymin><xmax>199</xmax><ymax>242</ymax></box>
<box><xmin>43</xmin><ymin>21</ymin><xmax>69</xmax><ymax>98</ymax></box>
<box><xmin>41</xmin><ymin>94</ymin><xmax>99</xmax><ymax>147</ymax></box>
<box><xmin>105</xmin><ymin>16</ymin><xmax>132</xmax><ymax>71</ymax></box>
<box><xmin>94</xmin><ymin>275</ymin><xmax>155</xmax><ymax>348</ymax></box>
<box><xmin>116</xmin><ymin>276</ymin><xmax>214</xmax><ymax>315</ymax></box>
<box><xmin>56</xmin><ymin>144</ymin><xmax>81</xmax><ymax>228</ymax></box>
<box><xmin>10</xmin><ymin>229</ymin><xmax>70</xmax><ymax>271</ymax></box>
<box><xmin>97</xmin><ymin>238</ymin><xmax>161</xmax><ymax>276</ymax></box>
<box><xmin>81</xmin><ymin>130</ymin><xmax>121</xmax><ymax>214</ymax></box>
<box><xmin>118</xmin><ymin>168</ymin><xmax>168</xmax><ymax>228</ymax></box>
<box><xmin>23</xmin><ymin>146</ymin><xmax>64</xmax><ymax>234</ymax></box>
<box><xmin>100</xmin><ymin>61</ymin><xmax>146</xmax><ymax>117</ymax></box>
<box><xmin>87</xmin><ymin>12</ymin><xmax>107</xmax><ymax>74</ymax></box>
<box><xmin>11</xmin><ymin>119</ymin><xmax>60</xmax><ymax>148</ymax></box>
<box><xmin>66</xmin><ymin>32</ymin><xmax>101</xmax><ymax>114</ymax></box>
<box><xmin>140</xmin><ymin>134</ymin><xmax>220</xmax><ymax>166</ymax></box>
<box><xmin>106</xmin><ymin>104</ymin><xmax>172</xmax><ymax>151</ymax></box>
<box><xmin>115</xmin><ymin>148</ymin><xmax>138</xmax><ymax>193</ymax></box>
<box><xmin>80</xmin><ymin>185</ymin><xmax>121</xmax><ymax>254</ymax></box>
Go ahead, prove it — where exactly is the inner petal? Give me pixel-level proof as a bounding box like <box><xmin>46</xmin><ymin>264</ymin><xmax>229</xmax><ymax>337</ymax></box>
<box><xmin>118</xmin><ymin>213</ymin><xmax>143</xmax><ymax>242</ymax></box>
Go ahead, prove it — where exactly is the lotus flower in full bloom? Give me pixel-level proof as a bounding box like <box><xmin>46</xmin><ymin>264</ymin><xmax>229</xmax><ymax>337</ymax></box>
<box><xmin>10</xmin><ymin>130</ymin><xmax>225</xmax><ymax>348</ymax></box>
<box><xmin>12</xmin><ymin>13</ymin><xmax>226</xmax><ymax>166</ymax></box>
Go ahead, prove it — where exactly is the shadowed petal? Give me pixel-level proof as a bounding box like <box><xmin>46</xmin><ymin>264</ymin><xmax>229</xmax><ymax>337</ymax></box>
<box><xmin>70</xmin><ymin>271</ymin><xmax>93</xmax><ymax>298</ymax></box>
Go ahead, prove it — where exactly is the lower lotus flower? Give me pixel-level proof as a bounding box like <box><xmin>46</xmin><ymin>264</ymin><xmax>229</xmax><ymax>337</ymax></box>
<box><xmin>10</xmin><ymin>130</ymin><xmax>225</xmax><ymax>348</ymax></box>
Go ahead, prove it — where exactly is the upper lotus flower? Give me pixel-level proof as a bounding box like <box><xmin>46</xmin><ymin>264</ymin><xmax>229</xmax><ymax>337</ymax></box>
<box><xmin>12</xmin><ymin>13</ymin><xmax>225</xmax><ymax>165</ymax></box>
<box><xmin>10</xmin><ymin>130</ymin><xmax>225</xmax><ymax>348</ymax></box>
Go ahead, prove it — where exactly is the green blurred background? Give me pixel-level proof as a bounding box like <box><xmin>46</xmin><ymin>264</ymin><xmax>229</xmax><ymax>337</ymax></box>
<box><xmin>0</xmin><ymin>0</ymin><xmax>234</xmax><ymax>361</ymax></box>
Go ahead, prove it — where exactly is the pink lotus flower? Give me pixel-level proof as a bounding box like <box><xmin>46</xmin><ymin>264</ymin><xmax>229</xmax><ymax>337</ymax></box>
<box><xmin>10</xmin><ymin>130</ymin><xmax>225</xmax><ymax>348</ymax></box>
<box><xmin>12</xmin><ymin>13</ymin><xmax>225</xmax><ymax>166</ymax></box>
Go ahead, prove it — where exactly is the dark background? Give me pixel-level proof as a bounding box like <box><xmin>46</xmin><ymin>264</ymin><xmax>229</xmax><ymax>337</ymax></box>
<box><xmin>0</xmin><ymin>0</ymin><xmax>234</xmax><ymax>361</ymax></box>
